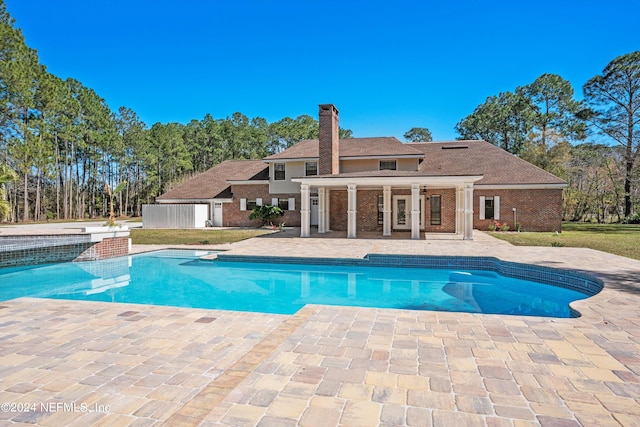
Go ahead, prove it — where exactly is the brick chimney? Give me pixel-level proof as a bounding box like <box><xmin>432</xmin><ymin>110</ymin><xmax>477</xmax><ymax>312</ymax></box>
<box><xmin>318</xmin><ymin>104</ymin><xmax>339</xmax><ymax>175</ymax></box>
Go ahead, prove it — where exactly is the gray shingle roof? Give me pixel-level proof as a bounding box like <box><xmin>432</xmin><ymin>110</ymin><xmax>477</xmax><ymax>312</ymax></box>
<box><xmin>409</xmin><ymin>140</ymin><xmax>566</xmax><ymax>185</ymax></box>
<box><xmin>157</xmin><ymin>159</ymin><xmax>268</xmax><ymax>200</ymax></box>
<box><xmin>158</xmin><ymin>140</ymin><xmax>565</xmax><ymax>201</ymax></box>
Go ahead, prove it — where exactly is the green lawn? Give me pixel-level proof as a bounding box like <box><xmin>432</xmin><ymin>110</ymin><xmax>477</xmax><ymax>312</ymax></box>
<box><xmin>130</xmin><ymin>228</ymin><xmax>274</xmax><ymax>245</ymax></box>
<box><xmin>488</xmin><ymin>222</ymin><xmax>640</xmax><ymax>260</ymax></box>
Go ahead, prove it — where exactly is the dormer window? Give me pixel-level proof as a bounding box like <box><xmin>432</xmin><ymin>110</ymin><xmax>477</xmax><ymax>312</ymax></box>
<box><xmin>305</xmin><ymin>161</ymin><xmax>318</xmax><ymax>176</ymax></box>
<box><xmin>274</xmin><ymin>163</ymin><xmax>285</xmax><ymax>181</ymax></box>
<box><xmin>379</xmin><ymin>160</ymin><xmax>397</xmax><ymax>171</ymax></box>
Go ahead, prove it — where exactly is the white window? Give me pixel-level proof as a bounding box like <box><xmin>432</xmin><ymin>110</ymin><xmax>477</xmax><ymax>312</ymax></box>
<box><xmin>430</xmin><ymin>195</ymin><xmax>441</xmax><ymax>225</ymax></box>
<box><xmin>273</xmin><ymin>197</ymin><xmax>296</xmax><ymax>211</ymax></box>
<box><xmin>277</xmin><ymin>198</ymin><xmax>289</xmax><ymax>210</ymax></box>
<box><xmin>479</xmin><ymin>196</ymin><xmax>500</xmax><ymax>220</ymax></box>
<box><xmin>241</xmin><ymin>198</ymin><xmax>259</xmax><ymax>211</ymax></box>
<box><xmin>379</xmin><ymin>160</ymin><xmax>397</xmax><ymax>170</ymax></box>
<box><xmin>305</xmin><ymin>161</ymin><xmax>318</xmax><ymax>176</ymax></box>
<box><xmin>274</xmin><ymin>163</ymin><xmax>285</xmax><ymax>180</ymax></box>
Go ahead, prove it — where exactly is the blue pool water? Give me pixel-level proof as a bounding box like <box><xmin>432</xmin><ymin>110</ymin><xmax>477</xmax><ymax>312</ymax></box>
<box><xmin>0</xmin><ymin>250</ymin><xmax>589</xmax><ymax>317</ymax></box>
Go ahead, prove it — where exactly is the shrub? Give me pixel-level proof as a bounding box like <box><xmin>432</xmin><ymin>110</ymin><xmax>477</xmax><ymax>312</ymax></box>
<box><xmin>622</xmin><ymin>213</ymin><xmax>640</xmax><ymax>224</ymax></box>
<box><xmin>489</xmin><ymin>221</ymin><xmax>510</xmax><ymax>231</ymax></box>
<box><xmin>249</xmin><ymin>204</ymin><xmax>284</xmax><ymax>226</ymax></box>
<box><xmin>551</xmin><ymin>241</ymin><xmax>565</xmax><ymax>247</ymax></box>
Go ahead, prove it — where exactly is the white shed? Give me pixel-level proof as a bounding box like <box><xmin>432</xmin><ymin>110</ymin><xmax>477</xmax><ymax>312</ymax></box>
<box><xmin>142</xmin><ymin>204</ymin><xmax>209</xmax><ymax>228</ymax></box>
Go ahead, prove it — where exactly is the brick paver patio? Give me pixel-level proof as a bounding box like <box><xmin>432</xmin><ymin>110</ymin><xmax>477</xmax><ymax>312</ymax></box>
<box><xmin>1</xmin><ymin>228</ymin><xmax>639</xmax><ymax>426</ymax></box>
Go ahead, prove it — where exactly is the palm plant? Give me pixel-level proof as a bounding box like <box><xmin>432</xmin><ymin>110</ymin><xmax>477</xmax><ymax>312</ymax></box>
<box><xmin>104</xmin><ymin>181</ymin><xmax>127</xmax><ymax>226</ymax></box>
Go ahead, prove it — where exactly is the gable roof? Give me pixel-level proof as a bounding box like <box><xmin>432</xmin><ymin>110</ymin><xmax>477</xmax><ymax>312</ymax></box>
<box><xmin>264</xmin><ymin>137</ymin><xmax>423</xmax><ymax>160</ymax></box>
<box><xmin>157</xmin><ymin>159</ymin><xmax>268</xmax><ymax>200</ymax></box>
<box><xmin>409</xmin><ymin>140</ymin><xmax>566</xmax><ymax>185</ymax></box>
<box><xmin>158</xmin><ymin>140</ymin><xmax>565</xmax><ymax>202</ymax></box>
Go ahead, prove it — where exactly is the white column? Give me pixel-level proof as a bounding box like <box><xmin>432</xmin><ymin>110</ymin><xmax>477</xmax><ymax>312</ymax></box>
<box><xmin>318</xmin><ymin>187</ymin><xmax>326</xmax><ymax>234</ymax></box>
<box><xmin>411</xmin><ymin>184</ymin><xmax>420</xmax><ymax>240</ymax></box>
<box><xmin>325</xmin><ymin>188</ymin><xmax>331</xmax><ymax>232</ymax></box>
<box><xmin>456</xmin><ymin>186</ymin><xmax>464</xmax><ymax>235</ymax></box>
<box><xmin>300</xmin><ymin>183</ymin><xmax>310</xmax><ymax>237</ymax></box>
<box><xmin>463</xmin><ymin>182</ymin><xmax>474</xmax><ymax>240</ymax></box>
<box><xmin>347</xmin><ymin>184</ymin><xmax>357</xmax><ymax>238</ymax></box>
<box><xmin>383</xmin><ymin>186</ymin><xmax>391</xmax><ymax>237</ymax></box>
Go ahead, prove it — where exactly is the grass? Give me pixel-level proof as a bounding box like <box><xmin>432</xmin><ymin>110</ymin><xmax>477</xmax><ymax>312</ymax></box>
<box><xmin>488</xmin><ymin>222</ymin><xmax>640</xmax><ymax>260</ymax></box>
<box><xmin>130</xmin><ymin>228</ymin><xmax>274</xmax><ymax>245</ymax></box>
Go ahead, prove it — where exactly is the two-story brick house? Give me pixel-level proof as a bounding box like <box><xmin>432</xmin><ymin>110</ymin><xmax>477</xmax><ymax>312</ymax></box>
<box><xmin>155</xmin><ymin>104</ymin><xmax>566</xmax><ymax>239</ymax></box>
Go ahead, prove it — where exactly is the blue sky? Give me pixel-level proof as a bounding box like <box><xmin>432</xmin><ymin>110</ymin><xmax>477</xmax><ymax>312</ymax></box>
<box><xmin>6</xmin><ymin>0</ymin><xmax>639</xmax><ymax>140</ymax></box>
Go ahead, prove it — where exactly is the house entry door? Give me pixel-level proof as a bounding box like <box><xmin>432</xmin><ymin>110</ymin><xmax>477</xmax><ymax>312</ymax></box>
<box><xmin>310</xmin><ymin>197</ymin><xmax>319</xmax><ymax>226</ymax></box>
<box><xmin>392</xmin><ymin>195</ymin><xmax>424</xmax><ymax>230</ymax></box>
<box><xmin>393</xmin><ymin>196</ymin><xmax>410</xmax><ymax>230</ymax></box>
<box><xmin>212</xmin><ymin>202</ymin><xmax>223</xmax><ymax>227</ymax></box>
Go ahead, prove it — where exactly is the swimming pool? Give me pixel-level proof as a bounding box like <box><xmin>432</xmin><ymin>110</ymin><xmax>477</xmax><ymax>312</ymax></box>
<box><xmin>0</xmin><ymin>250</ymin><xmax>598</xmax><ymax>317</ymax></box>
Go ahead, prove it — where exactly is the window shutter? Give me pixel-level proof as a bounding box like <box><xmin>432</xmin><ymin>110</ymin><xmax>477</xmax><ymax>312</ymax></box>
<box><xmin>479</xmin><ymin>196</ymin><xmax>485</xmax><ymax>220</ymax></box>
<box><xmin>240</xmin><ymin>198</ymin><xmax>247</xmax><ymax>211</ymax></box>
<box><xmin>288</xmin><ymin>197</ymin><xmax>295</xmax><ymax>211</ymax></box>
<box><xmin>494</xmin><ymin>196</ymin><xmax>500</xmax><ymax>220</ymax></box>
<box><xmin>272</xmin><ymin>198</ymin><xmax>278</xmax><ymax>206</ymax></box>
<box><xmin>256</xmin><ymin>198</ymin><xmax>263</xmax><ymax>206</ymax></box>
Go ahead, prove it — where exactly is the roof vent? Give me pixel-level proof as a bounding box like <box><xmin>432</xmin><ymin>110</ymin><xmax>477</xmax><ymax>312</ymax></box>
<box><xmin>441</xmin><ymin>145</ymin><xmax>469</xmax><ymax>150</ymax></box>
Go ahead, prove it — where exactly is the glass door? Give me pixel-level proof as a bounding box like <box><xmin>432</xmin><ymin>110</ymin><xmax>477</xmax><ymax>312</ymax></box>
<box><xmin>393</xmin><ymin>196</ymin><xmax>410</xmax><ymax>229</ymax></box>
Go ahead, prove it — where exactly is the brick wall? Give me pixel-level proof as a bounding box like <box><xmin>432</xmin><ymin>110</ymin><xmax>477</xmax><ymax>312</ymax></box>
<box><xmin>220</xmin><ymin>185</ymin><xmax>563</xmax><ymax>233</ymax></box>
<box><xmin>329</xmin><ymin>189</ymin><xmax>349</xmax><ymax>231</ymax></box>
<box><xmin>225</xmin><ymin>184</ymin><xmax>301</xmax><ymax>227</ymax></box>
<box><xmin>319</xmin><ymin>104</ymin><xmax>339</xmax><ymax>175</ymax></box>
<box><xmin>327</xmin><ymin>188</ymin><xmax>457</xmax><ymax>233</ymax></box>
<box><xmin>474</xmin><ymin>188</ymin><xmax>563</xmax><ymax>232</ymax></box>
<box><xmin>425</xmin><ymin>188</ymin><xmax>456</xmax><ymax>233</ymax></box>
<box><xmin>326</xmin><ymin>187</ymin><xmax>563</xmax><ymax>233</ymax></box>
<box><xmin>356</xmin><ymin>190</ymin><xmax>381</xmax><ymax>231</ymax></box>
<box><xmin>75</xmin><ymin>237</ymin><xmax>130</xmax><ymax>262</ymax></box>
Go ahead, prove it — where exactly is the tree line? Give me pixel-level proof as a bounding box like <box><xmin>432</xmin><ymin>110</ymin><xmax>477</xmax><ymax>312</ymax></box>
<box><xmin>0</xmin><ymin>0</ymin><xmax>638</xmax><ymax>224</ymax></box>
<box><xmin>0</xmin><ymin>1</ymin><xmax>351</xmax><ymax>222</ymax></box>
<box><xmin>454</xmin><ymin>53</ymin><xmax>639</xmax><ymax>223</ymax></box>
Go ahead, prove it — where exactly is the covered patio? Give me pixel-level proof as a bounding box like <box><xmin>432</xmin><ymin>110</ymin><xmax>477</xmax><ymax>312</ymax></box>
<box><xmin>293</xmin><ymin>175</ymin><xmax>483</xmax><ymax>240</ymax></box>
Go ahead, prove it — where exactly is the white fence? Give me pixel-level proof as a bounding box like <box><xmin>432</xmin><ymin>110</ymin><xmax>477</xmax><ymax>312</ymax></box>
<box><xmin>142</xmin><ymin>204</ymin><xmax>209</xmax><ymax>228</ymax></box>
